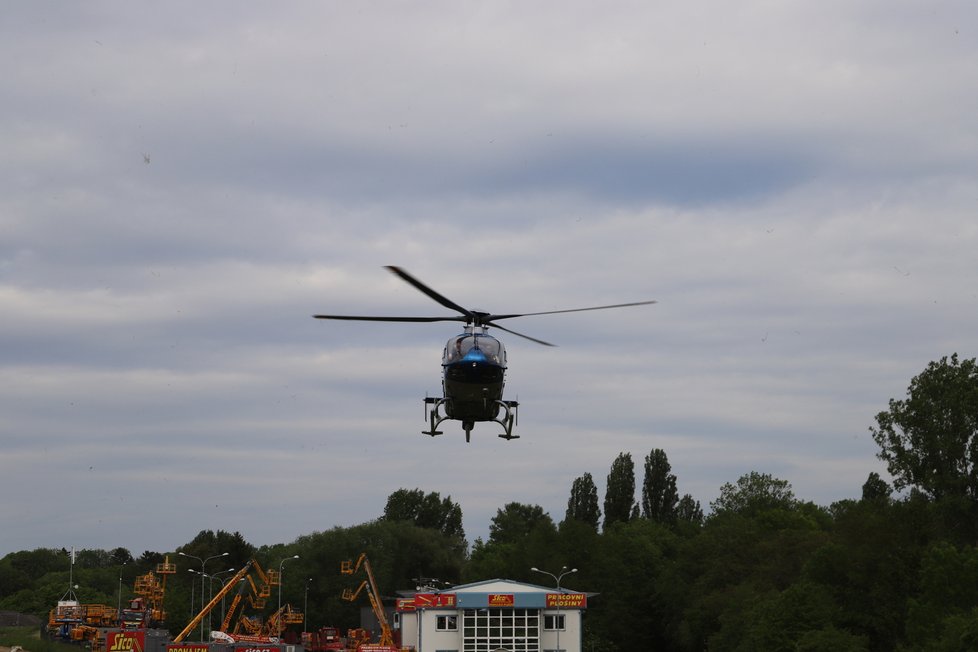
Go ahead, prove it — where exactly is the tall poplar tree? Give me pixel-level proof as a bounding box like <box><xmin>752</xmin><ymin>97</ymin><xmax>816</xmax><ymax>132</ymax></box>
<box><xmin>603</xmin><ymin>452</ymin><xmax>637</xmax><ymax>530</ymax></box>
<box><xmin>565</xmin><ymin>472</ymin><xmax>601</xmax><ymax>530</ymax></box>
<box><xmin>641</xmin><ymin>448</ymin><xmax>679</xmax><ymax>523</ymax></box>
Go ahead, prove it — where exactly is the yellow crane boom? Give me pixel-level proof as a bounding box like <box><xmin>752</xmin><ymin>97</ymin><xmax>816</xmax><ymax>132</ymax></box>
<box><xmin>175</xmin><ymin>562</ymin><xmax>253</xmax><ymax>642</ymax></box>
<box><xmin>341</xmin><ymin>554</ymin><xmax>394</xmax><ymax>648</ymax></box>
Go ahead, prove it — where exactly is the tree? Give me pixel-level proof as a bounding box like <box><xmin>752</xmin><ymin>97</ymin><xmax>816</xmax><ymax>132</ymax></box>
<box><xmin>641</xmin><ymin>449</ymin><xmax>679</xmax><ymax>523</ymax></box>
<box><xmin>904</xmin><ymin>542</ymin><xmax>978</xmax><ymax>648</ymax></box>
<box><xmin>382</xmin><ymin>488</ymin><xmax>465</xmax><ymax>543</ymax></box>
<box><xmin>604</xmin><ymin>452</ymin><xmax>637</xmax><ymax>530</ymax></box>
<box><xmin>467</xmin><ymin>504</ymin><xmax>557</xmax><ymax>582</ymax></box>
<box><xmin>861</xmin><ymin>472</ymin><xmax>891</xmax><ymax>503</ymax></box>
<box><xmin>709</xmin><ymin>471</ymin><xmax>795</xmax><ymax>516</ymax></box>
<box><xmin>177</xmin><ymin>529</ymin><xmax>255</xmax><ymax>575</ymax></box>
<box><xmin>489</xmin><ymin>503</ymin><xmax>552</xmax><ymax>545</ymax></box>
<box><xmin>110</xmin><ymin>547</ymin><xmax>134</xmax><ymax>566</ymax></box>
<box><xmin>676</xmin><ymin>494</ymin><xmax>704</xmax><ymax>526</ymax></box>
<box><xmin>565</xmin><ymin>473</ymin><xmax>601</xmax><ymax>530</ymax></box>
<box><xmin>871</xmin><ymin>353</ymin><xmax>978</xmax><ymax>501</ymax></box>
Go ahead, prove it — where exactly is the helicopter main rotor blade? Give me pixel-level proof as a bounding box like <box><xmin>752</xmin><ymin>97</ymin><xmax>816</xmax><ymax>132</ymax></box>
<box><xmin>313</xmin><ymin>314</ymin><xmax>466</xmax><ymax>323</ymax></box>
<box><xmin>486</xmin><ymin>300</ymin><xmax>657</xmax><ymax>322</ymax></box>
<box><xmin>386</xmin><ymin>266</ymin><xmax>475</xmax><ymax>320</ymax></box>
<box><xmin>487</xmin><ymin>321</ymin><xmax>556</xmax><ymax>347</ymax></box>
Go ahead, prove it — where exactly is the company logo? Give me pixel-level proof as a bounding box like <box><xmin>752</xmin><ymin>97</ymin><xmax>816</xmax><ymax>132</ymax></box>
<box><xmin>108</xmin><ymin>631</ymin><xmax>145</xmax><ymax>652</ymax></box>
<box><xmin>166</xmin><ymin>645</ymin><xmax>208</xmax><ymax>652</ymax></box>
<box><xmin>488</xmin><ymin>594</ymin><xmax>514</xmax><ymax>607</ymax></box>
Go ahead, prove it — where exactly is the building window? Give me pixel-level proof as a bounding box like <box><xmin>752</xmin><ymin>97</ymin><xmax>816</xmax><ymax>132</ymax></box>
<box><xmin>437</xmin><ymin>615</ymin><xmax>459</xmax><ymax>631</ymax></box>
<box><xmin>462</xmin><ymin>608</ymin><xmax>539</xmax><ymax>652</ymax></box>
<box><xmin>543</xmin><ymin>614</ymin><xmax>565</xmax><ymax>631</ymax></box>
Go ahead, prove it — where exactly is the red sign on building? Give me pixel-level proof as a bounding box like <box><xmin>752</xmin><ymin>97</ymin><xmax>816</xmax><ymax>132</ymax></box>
<box><xmin>396</xmin><ymin>598</ymin><xmax>416</xmax><ymax>611</ymax></box>
<box><xmin>488</xmin><ymin>594</ymin><xmax>515</xmax><ymax>607</ymax></box>
<box><xmin>107</xmin><ymin>631</ymin><xmax>146</xmax><ymax>652</ymax></box>
<box><xmin>166</xmin><ymin>645</ymin><xmax>209</xmax><ymax>652</ymax></box>
<box><xmin>546</xmin><ymin>593</ymin><xmax>587</xmax><ymax>608</ymax></box>
<box><xmin>415</xmin><ymin>593</ymin><xmax>457</xmax><ymax>608</ymax></box>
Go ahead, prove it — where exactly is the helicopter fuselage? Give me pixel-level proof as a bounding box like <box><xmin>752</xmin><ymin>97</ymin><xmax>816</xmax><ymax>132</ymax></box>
<box><xmin>421</xmin><ymin>326</ymin><xmax>520</xmax><ymax>441</ymax></box>
<box><xmin>441</xmin><ymin>329</ymin><xmax>507</xmax><ymax>420</ymax></box>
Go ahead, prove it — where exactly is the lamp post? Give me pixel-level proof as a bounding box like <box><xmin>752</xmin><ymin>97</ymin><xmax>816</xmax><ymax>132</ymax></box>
<box><xmin>531</xmin><ymin>566</ymin><xmax>577</xmax><ymax>652</ymax></box>
<box><xmin>191</xmin><ymin>567</ymin><xmax>236</xmax><ymax>633</ymax></box>
<box><xmin>278</xmin><ymin>555</ymin><xmax>300</xmax><ymax>615</ymax></box>
<box><xmin>179</xmin><ymin>551</ymin><xmax>229</xmax><ymax>640</ymax></box>
<box><xmin>117</xmin><ymin>563</ymin><xmax>126</xmax><ymax>623</ymax></box>
<box><xmin>304</xmin><ymin>577</ymin><xmax>312</xmax><ymax>633</ymax></box>
<box><xmin>212</xmin><ymin>569</ymin><xmax>237</xmax><ymax>629</ymax></box>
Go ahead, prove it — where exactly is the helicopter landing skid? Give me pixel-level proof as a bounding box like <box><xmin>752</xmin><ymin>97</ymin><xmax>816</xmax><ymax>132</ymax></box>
<box><xmin>494</xmin><ymin>399</ymin><xmax>520</xmax><ymax>441</ymax></box>
<box><xmin>422</xmin><ymin>397</ymin><xmax>449</xmax><ymax>438</ymax></box>
<box><xmin>422</xmin><ymin>397</ymin><xmax>520</xmax><ymax>442</ymax></box>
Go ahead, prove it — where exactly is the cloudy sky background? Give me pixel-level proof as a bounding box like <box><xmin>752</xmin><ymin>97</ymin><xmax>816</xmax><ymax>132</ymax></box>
<box><xmin>2</xmin><ymin>1</ymin><xmax>976</xmax><ymax>557</ymax></box>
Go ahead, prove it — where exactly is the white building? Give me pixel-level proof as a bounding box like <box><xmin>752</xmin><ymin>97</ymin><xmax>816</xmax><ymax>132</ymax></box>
<box><xmin>395</xmin><ymin>578</ymin><xmax>589</xmax><ymax>652</ymax></box>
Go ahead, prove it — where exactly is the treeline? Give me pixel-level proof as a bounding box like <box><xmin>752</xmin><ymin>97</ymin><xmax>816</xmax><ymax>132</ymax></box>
<box><xmin>4</xmin><ymin>354</ymin><xmax>978</xmax><ymax>651</ymax></box>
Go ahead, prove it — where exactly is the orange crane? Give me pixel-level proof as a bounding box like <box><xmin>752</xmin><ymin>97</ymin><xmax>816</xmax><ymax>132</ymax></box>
<box><xmin>340</xmin><ymin>554</ymin><xmax>396</xmax><ymax>651</ymax></box>
<box><xmin>220</xmin><ymin>560</ymin><xmax>274</xmax><ymax>632</ymax></box>
<box><xmin>213</xmin><ymin>559</ymin><xmax>303</xmax><ymax>642</ymax></box>
<box><xmin>175</xmin><ymin>562</ymin><xmax>253</xmax><ymax>642</ymax></box>
<box><xmin>125</xmin><ymin>555</ymin><xmax>177</xmax><ymax>627</ymax></box>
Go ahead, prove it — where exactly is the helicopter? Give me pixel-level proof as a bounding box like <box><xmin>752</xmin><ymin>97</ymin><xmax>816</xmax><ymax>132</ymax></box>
<box><xmin>314</xmin><ymin>266</ymin><xmax>656</xmax><ymax>442</ymax></box>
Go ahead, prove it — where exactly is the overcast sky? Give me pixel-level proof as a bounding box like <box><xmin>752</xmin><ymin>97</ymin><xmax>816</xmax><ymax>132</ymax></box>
<box><xmin>2</xmin><ymin>2</ymin><xmax>976</xmax><ymax>559</ymax></box>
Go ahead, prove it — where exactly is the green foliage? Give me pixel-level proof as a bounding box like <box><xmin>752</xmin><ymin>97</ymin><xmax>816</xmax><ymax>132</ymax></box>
<box><xmin>676</xmin><ymin>493</ymin><xmax>704</xmax><ymax>527</ymax></box>
<box><xmin>564</xmin><ymin>472</ymin><xmax>601</xmax><ymax>530</ymax></box>
<box><xmin>467</xmin><ymin>503</ymin><xmax>558</xmax><ymax>582</ymax></box>
<box><xmin>709</xmin><ymin>471</ymin><xmax>796</xmax><ymax>517</ymax></box>
<box><xmin>905</xmin><ymin>542</ymin><xmax>978</xmax><ymax>649</ymax></box>
<box><xmin>603</xmin><ymin>452</ymin><xmax>637</xmax><ymax>530</ymax></box>
<box><xmin>585</xmin><ymin>519</ymin><xmax>682</xmax><ymax>650</ymax></box>
<box><xmin>177</xmin><ymin>529</ymin><xmax>255</xmax><ymax>574</ymax></box>
<box><xmin>861</xmin><ymin>472</ymin><xmax>891</xmax><ymax>503</ymax></box>
<box><xmin>381</xmin><ymin>488</ymin><xmax>465</xmax><ymax>548</ymax></box>
<box><xmin>488</xmin><ymin>502</ymin><xmax>553</xmax><ymax>546</ymax></box>
<box><xmin>641</xmin><ymin>448</ymin><xmax>679</xmax><ymax>523</ymax></box>
<box><xmin>871</xmin><ymin>353</ymin><xmax>978</xmax><ymax>501</ymax></box>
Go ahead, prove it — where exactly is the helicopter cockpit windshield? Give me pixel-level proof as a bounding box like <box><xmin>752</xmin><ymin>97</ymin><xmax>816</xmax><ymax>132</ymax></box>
<box><xmin>444</xmin><ymin>333</ymin><xmax>506</xmax><ymax>366</ymax></box>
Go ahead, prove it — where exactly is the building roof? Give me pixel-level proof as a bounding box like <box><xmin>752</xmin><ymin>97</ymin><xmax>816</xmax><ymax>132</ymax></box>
<box><xmin>448</xmin><ymin>578</ymin><xmax>574</xmax><ymax>594</ymax></box>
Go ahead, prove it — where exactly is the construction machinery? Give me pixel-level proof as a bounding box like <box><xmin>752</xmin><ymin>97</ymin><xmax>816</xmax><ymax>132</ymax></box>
<box><xmin>340</xmin><ymin>554</ymin><xmax>398</xmax><ymax>652</ymax></box>
<box><xmin>301</xmin><ymin>627</ymin><xmax>345</xmax><ymax>652</ymax></box>
<box><xmin>175</xmin><ymin>562</ymin><xmax>254</xmax><ymax>642</ymax></box>
<box><xmin>47</xmin><ymin>556</ymin><xmax>178</xmax><ymax>651</ymax></box>
<box><xmin>189</xmin><ymin>558</ymin><xmax>305</xmax><ymax>644</ymax></box>
<box><xmin>123</xmin><ymin>556</ymin><xmax>177</xmax><ymax>628</ymax></box>
<box><xmin>47</xmin><ymin>595</ymin><xmax>117</xmax><ymax>643</ymax></box>
<box><xmin>219</xmin><ymin>559</ymin><xmax>275</xmax><ymax>635</ymax></box>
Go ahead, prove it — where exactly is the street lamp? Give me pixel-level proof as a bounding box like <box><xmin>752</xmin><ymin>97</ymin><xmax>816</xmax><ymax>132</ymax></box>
<box><xmin>304</xmin><ymin>577</ymin><xmax>312</xmax><ymax>633</ymax></box>
<box><xmin>117</xmin><ymin>563</ymin><xmax>126</xmax><ymax>622</ymax></box>
<box><xmin>531</xmin><ymin>566</ymin><xmax>578</xmax><ymax>652</ymax></box>
<box><xmin>179</xmin><ymin>551</ymin><xmax>229</xmax><ymax>640</ymax></box>
<box><xmin>190</xmin><ymin>567</ymin><xmax>236</xmax><ymax>633</ymax></box>
<box><xmin>278</xmin><ymin>555</ymin><xmax>300</xmax><ymax>615</ymax></box>
<box><xmin>212</xmin><ymin>569</ymin><xmax>237</xmax><ymax>629</ymax></box>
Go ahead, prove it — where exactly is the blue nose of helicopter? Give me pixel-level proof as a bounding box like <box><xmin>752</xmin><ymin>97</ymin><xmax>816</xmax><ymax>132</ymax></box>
<box><xmin>461</xmin><ymin>348</ymin><xmax>488</xmax><ymax>363</ymax></box>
